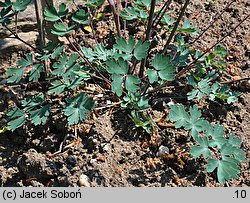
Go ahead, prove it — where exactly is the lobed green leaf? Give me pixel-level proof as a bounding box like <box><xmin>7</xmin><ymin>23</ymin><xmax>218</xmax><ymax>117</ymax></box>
<box><xmin>146</xmin><ymin>69</ymin><xmax>158</xmax><ymax>84</ymax></box>
<box><xmin>48</xmin><ymin>80</ymin><xmax>66</xmax><ymax>95</ymax></box>
<box><xmin>120</xmin><ymin>7</ymin><xmax>138</xmax><ymax>20</ymax></box>
<box><xmin>125</xmin><ymin>75</ymin><xmax>140</xmax><ymax>93</ymax></box>
<box><xmin>29</xmin><ymin>105</ymin><xmax>50</xmax><ymax>126</ymax></box>
<box><xmin>7</xmin><ymin>106</ymin><xmax>26</xmax><ymax>131</ymax></box>
<box><xmin>169</xmin><ymin>104</ymin><xmax>189</xmax><ymax>128</ymax></box>
<box><xmin>51</xmin><ymin>23</ymin><xmax>77</xmax><ymax>36</ymax></box>
<box><xmin>13</xmin><ymin>0</ymin><xmax>31</xmax><ymax>12</ymax></box>
<box><xmin>207</xmin><ymin>157</ymin><xmax>239</xmax><ymax>184</ymax></box>
<box><xmin>114</xmin><ymin>36</ymin><xmax>135</xmax><ymax>54</ymax></box>
<box><xmin>44</xmin><ymin>6</ymin><xmax>60</xmax><ymax>22</ymax></box>
<box><xmin>190</xmin><ymin>136</ymin><xmax>211</xmax><ymax>158</ymax></box>
<box><xmin>29</xmin><ymin>64</ymin><xmax>44</xmax><ymax>82</ymax></box>
<box><xmin>134</xmin><ymin>40</ymin><xmax>150</xmax><ymax>60</ymax></box>
<box><xmin>111</xmin><ymin>74</ymin><xmax>123</xmax><ymax>97</ymax></box>
<box><xmin>185</xmin><ymin>105</ymin><xmax>208</xmax><ymax>138</ymax></box>
<box><xmin>6</xmin><ymin>67</ymin><xmax>25</xmax><ymax>83</ymax></box>
<box><xmin>72</xmin><ymin>9</ymin><xmax>89</xmax><ymax>24</ymax></box>
<box><xmin>64</xmin><ymin>93</ymin><xmax>95</xmax><ymax>125</ymax></box>
<box><xmin>106</xmin><ymin>58</ymin><xmax>128</xmax><ymax>75</ymax></box>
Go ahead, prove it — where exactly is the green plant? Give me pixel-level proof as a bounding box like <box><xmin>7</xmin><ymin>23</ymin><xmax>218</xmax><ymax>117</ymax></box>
<box><xmin>1</xmin><ymin>0</ymin><xmax>248</xmax><ymax>185</ymax></box>
<box><xmin>119</xmin><ymin>0</ymin><xmax>150</xmax><ymax>21</ymax></box>
<box><xmin>169</xmin><ymin>104</ymin><xmax>245</xmax><ymax>184</ymax></box>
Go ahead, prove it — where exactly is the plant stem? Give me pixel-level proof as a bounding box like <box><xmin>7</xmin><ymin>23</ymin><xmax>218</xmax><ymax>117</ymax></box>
<box><xmin>42</xmin><ymin>0</ymin><xmax>58</xmax><ymax>42</ymax></box>
<box><xmin>87</xmin><ymin>7</ymin><xmax>98</xmax><ymax>44</ymax></box>
<box><xmin>139</xmin><ymin>0</ymin><xmax>156</xmax><ymax>79</ymax></box>
<box><xmin>47</xmin><ymin>4</ymin><xmax>111</xmax><ymax>85</ymax></box>
<box><xmin>72</xmin><ymin>0</ymin><xmax>79</xmax><ymax>10</ymax></box>
<box><xmin>123</xmin><ymin>0</ymin><xmax>128</xmax><ymax>36</ymax></box>
<box><xmin>14</xmin><ymin>12</ymin><xmax>18</xmax><ymax>34</ymax></box>
<box><xmin>152</xmin><ymin>0</ymin><xmax>172</xmax><ymax>28</ymax></box>
<box><xmin>4</xmin><ymin>25</ymin><xmax>42</xmax><ymax>54</ymax></box>
<box><xmin>191</xmin><ymin>0</ymin><xmax>235</xmax><ymax>45</ymax></box>
<box><xmin>145</xmin><ymin>12</ymin><xmax>250</xmax><ymax>95</ymax></box>
<box><xmin>129</xmin><ymin>57</ymin><xmax>137</xmax><ymax>74</ymax></box>
<box><xmin>108</xmin><ymin>0</ymin><xmax>122</xmax><ymax>37</ymax></box>
<box><xmin>34</xmin><ymin>0</ymin><xmax>49</xmax><ymax>79</ymax></box>
<box><xmin>66</xmin><ymin>36</ymin><xmax>111</xmax><ymax>84</ymax></box>
<box><xmin>116</xmin><ymin>0</ymin><xmax>122</xmax><ymax>11</ymax></box>
<box><xmin>145</xmin><ymin>0</ymin><xmax>156</xmax><ymax>40</ymax></box>
<box><xmin>116</xmin><ymin>0</ymin><xmax>122</xmax><ymax>36</ymax></box>
<box><xmin>42</xmin><ymin>3</ymin><xmax>112</xmax><ymax>88</ymax></box>
<box><xmin>34</xmin><ymin>0</ymin><xmax>45</xmax><ymax>48</ymax></box>
<box><xmin>162</xmin><ymin>0</ymin><xmax>190</xmax><ymax>55</ymax></box>
<box><xmin>176</xmin><ymin>13</ymin><xmax>250</xmax><ymax>78</ymax></box>
<box><xmin>221</xmin><ymin>77</ymin><xmax>250</xmax><ymax>84</ymax></box>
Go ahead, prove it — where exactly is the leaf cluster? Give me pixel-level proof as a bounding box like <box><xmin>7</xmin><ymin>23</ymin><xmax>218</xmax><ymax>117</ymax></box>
<box><xmin>6</xmin><ymin>53</ymin><xmax>44</xmax><ymax>83</ymax></box>
<box><xmin>0</xmin><ymin>0</ymin><xmax>32</xmax><ymax>25</ymax></box>
<box><xmin>187</xmin><ymin>75</ymin><xmax>239</xmax><ymax>104</ymax></box>
<box><xmin>2</xmin><ymin>0</ymin><xmax>245</xmax><ymax>185</ymax></box>
<box><xmin>44</xmin><ymin>3</ymin><xmax>89</xmax><ymax>36</ymax></box>
<box><xmin>7</xmin><ymin>93</ymin><xmax>49</xmax><ymax>130</ymax></box>
<box><xmin>169</xmin><ymin>104</ymin><xmax>245</xmax><ymax>184</ymax></box>
<box><xmin>7</xmin><ymin>92</ymin><xmax>94</xmax><ymax>131</ymax></box>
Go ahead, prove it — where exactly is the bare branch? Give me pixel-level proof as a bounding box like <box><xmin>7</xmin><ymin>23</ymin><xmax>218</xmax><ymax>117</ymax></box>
<box><xmin>162</xmin><ymin>0</ymin><xmax>190</xmax><ymax>55</ymax></box>
<box><xmin>191</xmin><ymin>0</ymin><xmax>236</xmax><ymax>45</ymax></box>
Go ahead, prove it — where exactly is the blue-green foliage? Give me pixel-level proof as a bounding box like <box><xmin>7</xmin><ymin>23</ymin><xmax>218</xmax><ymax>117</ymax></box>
<box><xmin>64</xmin><ymin>93</ymin><xmax>95</xmax><ymax>125</ymax></box>
<box><xmin>0</xmin><ymin>0</ymin><xmax>31</xmax><ymax>25</ymax></box>
<box><xmin>7</xmin><ymin>94</ymin><xmax>50</xmax><ymax>131</ymax></box>
<box><xmin>44</xmin><ymin>2</ymin><xmax>89</xmax><ymax>36</ymax></box>
<box><xmin>44</xmin><ymin>3</ymin><xmax>68</xmax><ymax>22</ymax></box>
<box><xmin>187</xmin><ymin>76</ymin><xmax>240</xmax><ymax>104</ymax></box>
<box><xmin>83</xmin><ymin>0</ymin><xmax>104</xmax><ymax>7</ymax></box>
<box><xmin>147</xmin><ymin>54</ymin><xmax>176</xmax><ymax>83</ymax></box>
<box><xmin>2</xmin><ymin>0</ymin><xmax>245</xmax><ymax>186</ymax></box>
<box><xmin>6</xmin><ymin>53</ymin><xmax>44</xmax><ymax>83</ymax></box>
<box><xmin>177</xmin><ymin>19</ymin><xmax>199</xmax><ymax>35</ymax></box>
<box><xmin>186</xmin><ymin>44</ymin><xmax>239</xmax><ymax>103</ymax></box>
<box><xmin>169</xmin><ymin>104</ymin><xmax>245</xmax><ymax>184</ymax></box>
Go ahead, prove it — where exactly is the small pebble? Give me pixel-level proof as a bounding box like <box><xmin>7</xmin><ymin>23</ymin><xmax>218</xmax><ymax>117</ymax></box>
<box><xmin>92</xmin><ymin>138</ymin><xmax>98</xmax><ymax>144</ymax></box>
<box><xmin>156</xmin><ymin>176</ymin><xmax>161</xmax><ymax>182</ymax></box>
<box><xmin>102</xmin><ymin>143</ymin><xmax>110</xmax><ymax>152</ymax></box>
<box><xmin>79</xmin><ymin>174</ymin><xmax>91</xmax><ymax>187</ymax></box>
<box><xmin>7</xmin><ymin>168</ymin><xmax>16</xmax><ymax>173</ymax></box>
<box><xmin>90</xmin><ymin>159</ymin><xmax>97</xmax><ymax>164</ymax></box>
<box><xmin>156</xmin><ymin>145</ymin><xmax>170</xmax><ymax>157</ymax></box>
<box><xmin>97</xmin><ymin>155</ymin><xmax>105</xmax><ymax>162</ymax></box>
<box><xmin>97</xmin><ymin>93</ymin><xmax>104</xmax><ymax>98</ymax></box>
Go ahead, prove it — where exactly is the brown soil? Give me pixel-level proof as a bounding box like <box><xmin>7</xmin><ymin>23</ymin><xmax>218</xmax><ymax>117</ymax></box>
<box><xmin>0</xmin><ymin>0</ymin><xmax>249</xmax><ymax>187</ymax></box>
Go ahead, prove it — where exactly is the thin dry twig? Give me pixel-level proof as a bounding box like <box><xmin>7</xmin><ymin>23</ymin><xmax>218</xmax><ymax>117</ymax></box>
<box><xmin>51</xmin><ymin>134</ymin><xmax>76</xmax><ymax>156</ymax></box>
<box><xmin>176</xmin><ymin>13</ymin><xmax>250</xmax><ymax>78</ymax></box>
<box><xmin>4</xmin><ymin>25</ymin><xmax>42</xmax><ymax>54</ymax></box>
<box><xmin>221</xmin><ymin>77</ymin><xmax>250</xmax><ymax>84</ymax></box>
<box><xmin>162</xmin><ymin>0</ymin><xmax>190</xmax><ymax>54</ymax></box>
<box><xmin>95</xmin><ymin>101</ymin><xmax>121</xmax><ymax>110</ymax></box>
<box><xmin>152</xmin><ymin>0</ymin><xmax>172</xmax><ymax>28</ymax></box>
<box><xmin>139</xmin><ymin>0</ymin><xmax>157</xmax><ymax>78</ymax></box>
<box><xmin>108</xmin><ymin>0</ymin><xmax>122</xmax><ymax>37</ymax></box>
<box><xmin>191</xmin><ymin>0</ymin><xmax>236</xmax><ymax>45</ymax></box>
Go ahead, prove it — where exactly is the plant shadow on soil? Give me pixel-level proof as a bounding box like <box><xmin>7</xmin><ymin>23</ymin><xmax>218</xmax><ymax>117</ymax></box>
<box><xmin>0</xmin><ymin>103</ymin><xmax>207</xmax><ymax>186</ymax></box>
<box><xmin>0</xmin><ymin>89</ymin><xmax>249</xmax><ymax>186</ymax></box>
